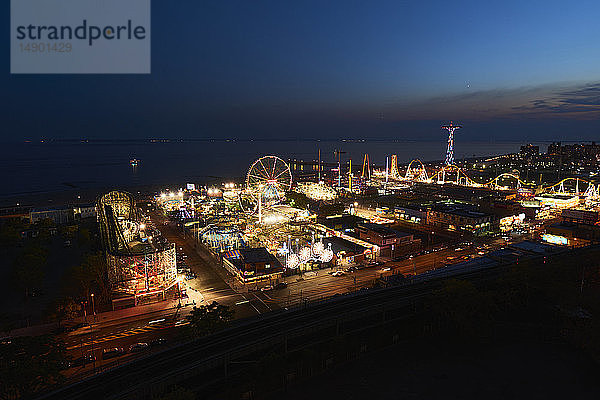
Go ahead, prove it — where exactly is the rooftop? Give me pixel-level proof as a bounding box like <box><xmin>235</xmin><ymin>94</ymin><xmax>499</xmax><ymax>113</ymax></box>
<box><xmin>239</xmin><ymin>247</ymin><xmax>282</xmax><ymax>267</ymax></box>
<box><xmin>357</xmin><ymin>223</ymin><xmax>411</xmax><ymax>238</ymax></box>
<box><xmin>431</xmin><ymin>203</ymin><xmax>489</xmax><ymax>219</ymax></box>
<box><xmin>509</xmin><ymin>240</ymin><xmax>560</xmax><ymax>255</ymax></box>
<box><xmin>324</xmin><ymin>236</ymin><xmax>368</xmax><ymax>255</ymax></box>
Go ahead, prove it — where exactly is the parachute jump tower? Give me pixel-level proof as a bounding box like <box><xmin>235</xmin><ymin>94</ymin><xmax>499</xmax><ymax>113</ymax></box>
<box><xmin>441</xmin><ymin>122</ymin><xmax>461</xmax><ymax>166</ymax></box>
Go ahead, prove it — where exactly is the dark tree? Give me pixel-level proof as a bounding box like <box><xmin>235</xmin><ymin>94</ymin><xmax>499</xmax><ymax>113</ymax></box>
<box><xmin>0</xmin><ymin>335</ymin><xmax>68</xmax><ymax>399</ymax></box>
<box><xmin>0</xmin><ymin>219</ymin><xmax>25</xmax><ymax>247</ymax></box>
<box><xmin>11</xmin><ymin>245</ymin><xmax>47</xmax><ymax>297</ymax></box>
<box><xmin>317</xmin><ymin>203</ymin><xmax>344</xmax><ymax>217</ymax></box>
<box><xmin>0</xmin><ymin>312</ymin><xmax>19</xmax><ymax>337</ymax></box>
<box><xmin>49</xmin><ymin>297</ymin><xmax>80</xmax><ymax>327</ymax></box>
<box><xmin>286</xmin><ymin>191</ymin><xmax>310</xmax><ymax>209</ymax></box>
<box><xmin>185</xmin><ymin>301</ymin><xmax>234</xmax><ymax>338</ymax></box>
<box><xmin>64</xmin><ymin>252</ymin><xmax>109</xmax><ymax>304</ymax></box>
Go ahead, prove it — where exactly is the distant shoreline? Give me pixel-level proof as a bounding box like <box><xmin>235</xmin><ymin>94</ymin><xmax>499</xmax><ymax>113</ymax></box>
<box><xmin>0</xmin><ymin>138</ymin><xmax>563</xmax><ymax>145</ymax></box>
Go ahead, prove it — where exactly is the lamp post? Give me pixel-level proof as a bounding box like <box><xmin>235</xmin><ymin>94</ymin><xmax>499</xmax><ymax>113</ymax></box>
<box><xmin>177</xmin><ymin>278</ymin><xmax>182</xmax><ymax>308</ymax></box>
<box><xmin>90</xmin><ymin>293</ymin><xmax>96</xmax><ymax>323</ymax></box>
<box><xmin>81</xmin><ymin>301</ymin><xmax>88</xmax><ymax>325</ymax></box>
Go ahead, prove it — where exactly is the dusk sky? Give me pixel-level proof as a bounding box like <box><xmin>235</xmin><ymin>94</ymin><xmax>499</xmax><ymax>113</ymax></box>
<box><xmin>3</xmin><ymin>0</ymin><xmax>600</xmax><ymax>141</ymax></box>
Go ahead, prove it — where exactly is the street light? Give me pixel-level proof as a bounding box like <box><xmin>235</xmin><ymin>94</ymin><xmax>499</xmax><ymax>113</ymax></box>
<box><xmin>177</xmin><ymin>277</ymin><xmax>183</xmax><ymax>308</ymax></box>
<box><xmin>81</xmin><ymin>301</ymin><xmax>88</xmax><ymax>325</ymax></box>
<box><xmin>90</xmin><ymin>293</ymin><xmax>96</xmax><ymax>323</ymax></box>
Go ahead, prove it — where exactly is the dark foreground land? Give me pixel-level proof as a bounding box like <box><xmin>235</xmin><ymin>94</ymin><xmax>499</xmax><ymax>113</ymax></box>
<box><xmin>33</xmin><ymin>245</ymin><xmax>600</xmax><ymax>400</ymax></box>
<box><xmin>273</xmin><ymin>339</ymin><xmax>600</xmax><ymax>400</ymax></box>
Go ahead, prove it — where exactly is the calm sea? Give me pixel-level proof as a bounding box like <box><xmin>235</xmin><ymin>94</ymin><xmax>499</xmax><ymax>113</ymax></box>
<box><xmin>0</xmin><ymin>140</ymin><xmax>540</xmax><ymax>202</ymax></box>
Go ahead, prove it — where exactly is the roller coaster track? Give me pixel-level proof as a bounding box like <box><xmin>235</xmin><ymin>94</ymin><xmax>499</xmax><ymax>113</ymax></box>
<box><xmin>404</xmin><ymin>159</ymin><xmax>429</xmax><ymax>181</ymax></box>
<box><xmin>392</xmin><ymin>161</ymin><xmax>600</xmax><ymax>197</ymax></box>
<box><xmin>541</xmin><ymin>177</ymin><xmax>597</xmax><ymax>196</ymax></box>
<box><xmin>403</xmin><ymin>163</ymin><xmax>600</xmax><ymax>197</ymax></box>
<box><xmin>427</xmin><ymin>164</ymin><xmax>534</xmax><ymax>189</ymax></box>
<box><xmin>97</xmin><ymin>191</ymin><xmax>138</xmax><ymax>255</ymax></box>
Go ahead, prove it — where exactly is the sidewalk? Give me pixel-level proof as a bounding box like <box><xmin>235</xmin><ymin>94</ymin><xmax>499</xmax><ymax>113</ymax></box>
<box><xmin>5</xmin><ymin>282</ymin><xmax>204</xmax><ymax>339</ymax></box>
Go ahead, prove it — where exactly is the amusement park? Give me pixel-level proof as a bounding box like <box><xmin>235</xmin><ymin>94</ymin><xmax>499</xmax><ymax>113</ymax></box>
<box><xmin>89</xmin><ymin>123</ymin><xmax>600</xmax><ymax>310</ymax></box>
<box><xmin>9</xmin><ymin>123</ymin><xmax>600</xmax><ymax>400</ymax></box>
<box><xmin>10</xmin><ymin>3</ymin><xmax>600</xmax><ymax>397</ymax></box>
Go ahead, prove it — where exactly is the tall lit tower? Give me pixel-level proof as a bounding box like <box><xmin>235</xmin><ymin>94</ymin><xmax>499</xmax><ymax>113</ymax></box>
<box><xmin>441</xmin><ymin>122</ymin><xmax>461</xmax><ymax>166</ymax></box>
<box><xmin>390</xmin><ymin>155</ymin><xmax>400</xmax><ymax>179</ymax></box>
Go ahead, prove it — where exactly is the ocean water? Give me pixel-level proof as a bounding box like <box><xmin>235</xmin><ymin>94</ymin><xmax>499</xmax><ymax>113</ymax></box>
<box><xmin>0</xmin><ymin>139</ymin><xmax>534</xmax><ymax>199</ymax></box>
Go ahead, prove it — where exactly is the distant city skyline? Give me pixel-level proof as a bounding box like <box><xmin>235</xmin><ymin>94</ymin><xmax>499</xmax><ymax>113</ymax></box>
<box><xmin>3</xmin><ymin>1</ymin><xmax>600</xmax><ymax>141</ymax></box>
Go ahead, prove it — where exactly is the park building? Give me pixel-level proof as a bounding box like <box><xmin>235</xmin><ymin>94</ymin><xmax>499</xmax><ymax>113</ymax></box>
<box><xmin>73</xmin><ymin>203</ymin><xmax>97</xmax><ymax>220</ymax></box>
<box><xmin>222</xmin><ymin>247</ymin><xmax>284</xmax><ymax>285</ymax></box>
<box><xmin>355</xmin><ymin>223</ymin><xmax>421</xmax><ymax>258</ymax></box>
<box><xmin>427</xmin><ymin>203</ymin><xmax>495</xmax><ymax>234</ymax></box>
<box><xmin>316</xmin><ymin>214</ymin><xmax>365</xmax><ymax>232</ymax></box>
<box><xmin>533</xmin><ymin>193</ymin><xmax>580</xmax><ymax>210</ymax></box>
<box><xmin>30</xmin><ymin>203</ymin><xmax>97</xmax><ymax>224</ymax></box>
<box><xmin>30</xmin><ymin>206</ymin><xmax>74</xmax><ymax>224</ymax></box>
<box><xmin>322</xmin><ymin>236</ymin><xmax>370</xmax><ymax>266</ymax></box>
<box><xmin>394</xmin><ymin>206</ymin><xmax>427</xmax><ymax>224</ymax></box>
<box><xmin>543</xmin><ymin>208</ymin><xmax>600</xmax><ymax>246</ymax></box>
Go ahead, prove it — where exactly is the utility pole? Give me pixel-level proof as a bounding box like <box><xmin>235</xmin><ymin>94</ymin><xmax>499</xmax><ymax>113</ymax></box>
<box><xmin>81</xmin><ymin>301</ymin><xmax>88</xmax><ymax>325</ymax></box>
<box><xmin>90</xmin><ymin>293</ymin><xmax>96</xmax><ymax>323</ymax></box>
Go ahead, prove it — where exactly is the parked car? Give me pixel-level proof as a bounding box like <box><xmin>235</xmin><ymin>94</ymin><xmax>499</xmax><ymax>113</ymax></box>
<box><xmin>128</xmin><ymin>343</ymin><xmax>149</xmax><ymax>353</ymax></box>
<box><xmin>345</xmin><ymin>266</ymin><xmax>357</xmax><ymax>273</ymax></box>
<box><xmin>149</xmin><ymin>338</ymin><xmax>168</xmax><ymax>347</ymax></box>
<box><xmin>274</xmin><ymin>282</ymin><xmax>288</xmax><ymax>290</ymax></box>
<box><xmin>67</xmin><ymin>322</ymin><xmax>89</xmax><ymax>333</ymax></box>
<box><xmin>331</xmin><ymin>270</ymin><xmax>345</xmax><ymax>277</ymax></box>
<box><xmin>102</xmin><ymin>347</ymin><xmax>124</xmax><ymax>359</ymax></box>
<box><xmin>71</xmin><ymin>353</ymin><xmax>96</xmax><ymax>367</ymax></box>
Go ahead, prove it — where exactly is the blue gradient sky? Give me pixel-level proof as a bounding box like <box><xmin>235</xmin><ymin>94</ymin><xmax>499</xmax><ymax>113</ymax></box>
<box><xmin>3</xmin><ymin>0</ymin><xmax>600</xmax><ymax>141</ymax></box>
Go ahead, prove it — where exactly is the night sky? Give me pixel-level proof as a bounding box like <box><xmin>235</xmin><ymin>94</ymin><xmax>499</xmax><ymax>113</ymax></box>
<box><xmin>3</xmin><ymin>0</ymin><xmax>600</xmax><ymax>141</ymax></box>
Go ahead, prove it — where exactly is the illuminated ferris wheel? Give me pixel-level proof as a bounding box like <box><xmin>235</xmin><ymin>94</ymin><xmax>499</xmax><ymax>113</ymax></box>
<box><xmin>246</xmin><ymin>156</ymin><xmax>293</xmax><ymax>201</ymax></box>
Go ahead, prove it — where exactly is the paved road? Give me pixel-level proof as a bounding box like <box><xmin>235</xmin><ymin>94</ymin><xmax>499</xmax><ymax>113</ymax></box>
<box><xmin>152</xmin><ymin>211</ymin><xmax>278</xmax><ymax>316</ymax></box>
